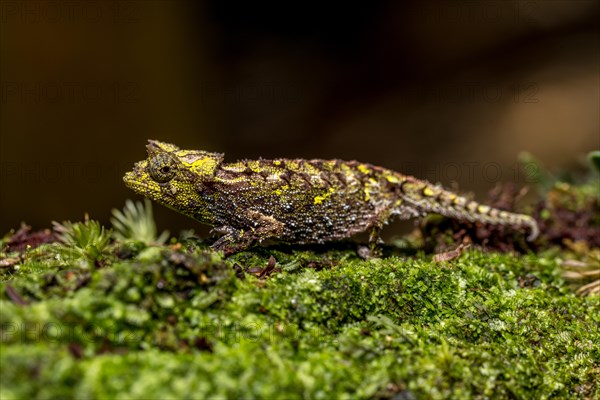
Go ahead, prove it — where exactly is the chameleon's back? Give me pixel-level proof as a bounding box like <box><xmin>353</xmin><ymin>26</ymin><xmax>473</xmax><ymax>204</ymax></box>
<box><xmin>211</xmin><ymin>158</ymin><xmax>400</xmax><ymax>243</ymax></box>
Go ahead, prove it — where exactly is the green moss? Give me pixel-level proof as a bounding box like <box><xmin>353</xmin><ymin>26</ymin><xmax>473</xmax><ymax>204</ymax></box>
<box><xmin>2</xmin><ymin>237</ymin><xmax>599</xmax><ymax>399</ymax></box>
<box><xmin>2</xmin><ymin>168</ymin><xmax>599</xmax><ymax>400</ymax></box>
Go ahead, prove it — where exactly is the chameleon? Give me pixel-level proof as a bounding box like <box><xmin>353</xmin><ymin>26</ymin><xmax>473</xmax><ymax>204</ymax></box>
<box><xmin>123</xmin><ymin>140</ymin><xmax>539</xmax><ymax>255</ymax></box>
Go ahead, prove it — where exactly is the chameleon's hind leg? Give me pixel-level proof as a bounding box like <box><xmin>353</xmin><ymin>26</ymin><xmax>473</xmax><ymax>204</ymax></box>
<box><xmin>364</xmin><ymin>202</ymin><xmax>425</xmax><ymax>257</ymax></box>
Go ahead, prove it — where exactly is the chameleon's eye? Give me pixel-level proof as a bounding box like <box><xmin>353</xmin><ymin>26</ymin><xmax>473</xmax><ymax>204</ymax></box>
<box><xmin>148</xmin><ymin>153</ymin><xmax>177</xmax><ymax>183</ymax></box>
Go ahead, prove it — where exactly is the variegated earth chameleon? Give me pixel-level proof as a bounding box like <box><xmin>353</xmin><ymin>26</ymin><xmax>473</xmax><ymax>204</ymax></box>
<box><xmin>124</xmin><ymin>140</ymin><xmax>538</xmax><ymax>255</ymax></box>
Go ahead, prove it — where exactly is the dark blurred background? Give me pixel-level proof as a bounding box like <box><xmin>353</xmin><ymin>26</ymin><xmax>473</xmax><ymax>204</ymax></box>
<box><xmin>1</xmin><ymin>0</ymin><xmax>598</xmax><ymax>236</ymax></box>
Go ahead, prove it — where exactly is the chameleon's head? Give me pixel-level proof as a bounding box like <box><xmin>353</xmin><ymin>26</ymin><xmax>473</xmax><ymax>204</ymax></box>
<box><xmin>123</xmin><ymin>140</ymin><xmax>224</xmax><ymax>221</ymax></box>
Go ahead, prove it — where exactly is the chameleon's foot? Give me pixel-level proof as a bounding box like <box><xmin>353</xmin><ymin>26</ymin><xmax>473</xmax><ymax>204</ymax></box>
<box><xmin>210</xmin><ymin>227</ymin><xmax>253</xmax><ymax>255</ymax></box>
<box><xmin>211</xmin><ymin>234</ymin><xmax>253</xmax><ymax>256</ymax></box>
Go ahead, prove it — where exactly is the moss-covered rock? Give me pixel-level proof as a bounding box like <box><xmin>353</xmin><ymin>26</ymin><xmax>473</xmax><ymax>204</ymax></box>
<box><xmin>1</xmin><ymin>157</ymin><xmax>598</xmax><ymax>399</ymax></box>
<box><xmin>2</xmin><ymin>238</ymin><xmax>599</xmax><ymax>399</ymax></box>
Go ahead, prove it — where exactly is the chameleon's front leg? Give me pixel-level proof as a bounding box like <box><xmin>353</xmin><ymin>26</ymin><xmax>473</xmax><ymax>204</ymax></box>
<box><xmin>210</xmin><ymin>226</ymin><xmax>248</xmax><ymax>255</ymax></box>
<box><xmin>368</xmin><ymin>226</ymin><xmax>384</xmax><ymax>257</ymax></box>
<box><xmin>210</xmin><ymin>210</ymin><xmax>285</xmax><ymax>255</ymax></box>
<box><xmin>365</xmin><ymin>205</ymin><xmax>395</xmax><ymax>258</ymax></box>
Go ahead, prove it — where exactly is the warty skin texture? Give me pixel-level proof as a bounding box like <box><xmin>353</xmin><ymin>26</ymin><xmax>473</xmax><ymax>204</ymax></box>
<box><xmin>123</xmin><ymin>140</ymin><xmax>539</xmax><ymax>254</ymax></box>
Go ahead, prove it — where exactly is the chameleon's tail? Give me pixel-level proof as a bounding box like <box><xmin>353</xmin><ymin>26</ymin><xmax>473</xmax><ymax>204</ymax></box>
<box><xmin>397</xmin><ymin>177</ymin><xmax>539</xmax><ymax>241</ymax></box>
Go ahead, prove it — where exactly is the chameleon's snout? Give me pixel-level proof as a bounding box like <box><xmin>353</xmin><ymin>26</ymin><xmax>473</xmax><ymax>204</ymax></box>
<box><xmin>122</xmin><ymin>160</ymin><xmax>148</xmax><ymax>189</ymax></box>
<box><xmin>123</xmin><ymin>170</ymin><xmax>135</xmax><ymax>186</ymax></box>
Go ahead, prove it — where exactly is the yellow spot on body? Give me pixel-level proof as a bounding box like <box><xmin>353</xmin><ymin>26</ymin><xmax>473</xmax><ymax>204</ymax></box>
<box><xmin>273</xmin><ymin>160</ymin><xmax>281</xmax><ymax>166</ymax></box>
<box><xmin>453</xmin><ymin>197</ymin><xmax>466</xmax><ymax>206</ymax></box>
<box><xmin>247</xmin><ymin>160</ymin><xmax>261</xmax><ymax>172</ymax></box>
<box><xmin>477</xmin><ymin>205</ymin><xmax>490</xmax><ymax>214</ymax></box>
<box><xmin>187</xmin><ymin>158</ymin><xmax>218</xmax><ymax>176</ymax></box>
<box><xmin>286</xmin><ymin>161</ymin><xmax>300</xmax><ymax>171</ymax></box>
<box><xmin>423</xmin><ymin>187</ymin><xmax>435</xmax><ymax>197</ymax></box>
<box><xmin>321</xmin><ymin>160</ymin><xmax>336</xmax><ymax>171</ymax></box>
<box><xmin>357</xmin><ymin>164</ymin><xmax>371</xmax><ymax>174</ymax></box>
<box><xmin>275</xmin><ymin>185</ymin><xmax>289</xmax><ymax>196</ymax></box>
<box><xmin>385</xmin><ymin>174</ymin><xmax>400</xmax><ymax>183</ymax></box>
<box><xmin>314</xmin><ymin>187</ymin><xmax>335</xmax><ymax>204</ymax></box>
<box><xmin>364</xmin><ymin>188</ymin><xmax>371</xmax><ymax>201</ymax></box>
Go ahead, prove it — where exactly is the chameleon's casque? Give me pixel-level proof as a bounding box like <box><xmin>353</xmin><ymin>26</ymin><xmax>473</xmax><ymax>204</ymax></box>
<box><xmin>124</xmin><ymin>140</ymin><xmax>539</xmax><ymax>254</ymax></box>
